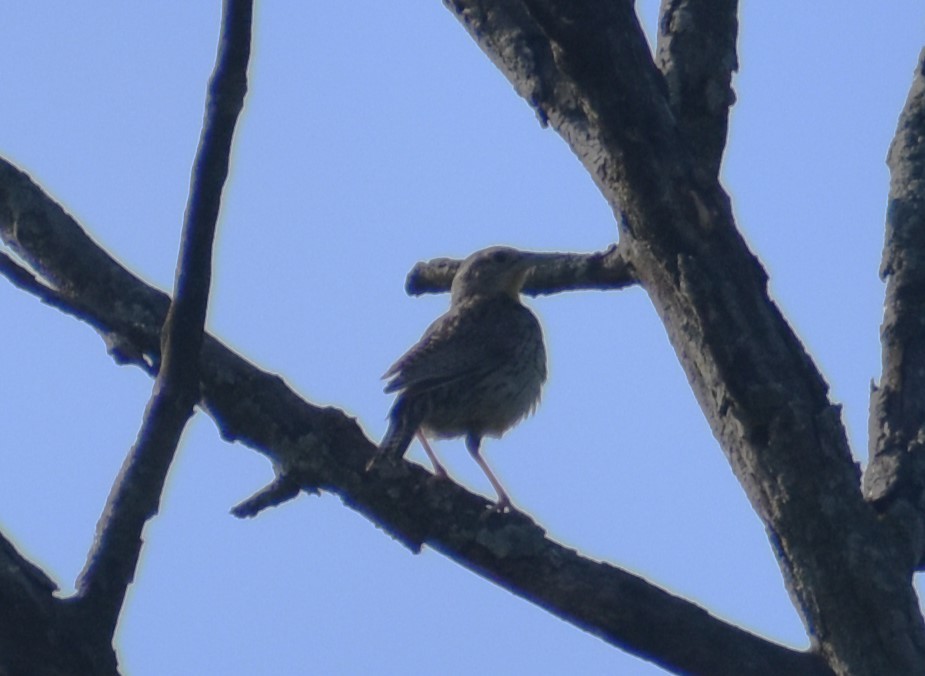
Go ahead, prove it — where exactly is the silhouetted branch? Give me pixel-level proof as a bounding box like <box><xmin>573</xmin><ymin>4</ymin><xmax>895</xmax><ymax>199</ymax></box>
<box><xmin>867</xmin><ymin>47</ymin><xmax>925</xmax><ymax>566</ymax></box>
<box><xmin>73</xmin><ymin>0</ymin><xmax>254</xmax><ymax>639</ymax></box>
<box><xmin>0</xmin><ymin>529</ymin><xmax>119</xmax><ymax>674</ymax></box>
<box><xmin>231</xmin><ymin>474</ymin><xmax>305</xmax><ymax>518</ymax></box>
<box><xmin>3</xmin><ymin>0</ymin><xmax>922</xmax><ymax>670</ymax></box>
<box><xmin>0</xmin><ymin>156</ymin><xmax>828</xmax><ymax>676</ymax></box>
<box><xmin>0</xmin><ymin>250</ymin><xmax>89</xmax><ymax>316</ymax></box>
<box><xmin>443</xmin><ymin>0</ymin><xmax>925</xmax><ymax>672</ymax></box>
<box><xmin>655</xmin><ymin>0</ymin><xmax>739</xmax><ymax>177</ymax></box>
<box><xmin>405</xmin><ymin>244</ymin><xmax>637</xmax><ymax>296</ymax></box>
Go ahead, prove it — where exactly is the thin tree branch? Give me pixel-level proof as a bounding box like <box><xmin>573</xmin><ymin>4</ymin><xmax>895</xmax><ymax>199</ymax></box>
<box><xmin>0</xmin><ymin>250</ymin><xmax>88</xmax><ymax>315</ymax></box>
<box><xmin>72</xmin><ymin>0</ymin><xmax>253</xmax><ymax>639</ymax></box>
<box><xmin>867</xmin><ymin>48</ymin><xmax>925</xmax><ymax>565</ymax></box>
<box><xmin>442</xmin><ymin>0</ymin><xmax>925</xmax><ymax>672</ymax></box>
<box><xmin>231</xmin><ymin>474</ymin><xmax>306</xmax><ymax>518</ymax></box>
<box><xmin>405</xmin><ymin>243</ymin><xmax>637</xmax><ymax>296</ymax></box>
<box><xmin>655</xmin><ymin>0</ymin><xmax>739</xmax><ymax>178</ymax></box>
<box><xmin>0</xmin><ymin>159</ymin><xmax>828</xmax><ymax>676</ymax></box>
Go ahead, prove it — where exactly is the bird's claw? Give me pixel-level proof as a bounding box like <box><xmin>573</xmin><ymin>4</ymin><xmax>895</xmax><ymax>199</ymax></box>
<box><xmin>491</xmin><ymin>497</ymin><xmax>515</xmax><ymax>513</ymax></box>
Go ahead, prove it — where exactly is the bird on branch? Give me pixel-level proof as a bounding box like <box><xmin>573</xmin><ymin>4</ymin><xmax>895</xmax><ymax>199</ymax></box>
<box><xmin>369</xmin><ymin>246</ymin><xmax>549</xmax><ymax>511</ymax></box>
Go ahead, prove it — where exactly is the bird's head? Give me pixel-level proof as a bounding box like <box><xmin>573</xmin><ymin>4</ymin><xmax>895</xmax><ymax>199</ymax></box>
<box><xmin>450</xmin><ymin>246</ymin><xmax>542</xmax><ymax>304</ymax></box>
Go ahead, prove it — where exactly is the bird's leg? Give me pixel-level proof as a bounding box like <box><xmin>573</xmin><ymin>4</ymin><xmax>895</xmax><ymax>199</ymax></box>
<box><xmin>465</xmin><ymin>434</ymin><xmax>513</xmax><ymax>511</ymax></box>
<box><xmin>417</xmin><ymin>431</ymin><xmax>448</xmax><ymax>478</ymax></box>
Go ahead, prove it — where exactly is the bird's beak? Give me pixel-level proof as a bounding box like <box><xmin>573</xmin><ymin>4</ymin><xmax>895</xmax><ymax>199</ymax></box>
<box><xmin>513</xmin><ymin>251</ymin><xmax>555</xmax><ymax>293</ymax></box>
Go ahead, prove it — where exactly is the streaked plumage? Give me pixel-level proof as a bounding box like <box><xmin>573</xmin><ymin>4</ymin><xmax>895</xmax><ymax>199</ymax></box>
<box><xmin>371</xmin><ymin>246</ymin><xmax>548</xmax><ymax>509</ymax></box>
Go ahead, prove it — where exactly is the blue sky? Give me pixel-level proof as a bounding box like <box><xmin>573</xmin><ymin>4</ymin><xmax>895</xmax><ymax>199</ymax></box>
<box><xmin>2</xmin><ymin>3</ymin><xmax>924</xmax><ymax>674</ymax></box>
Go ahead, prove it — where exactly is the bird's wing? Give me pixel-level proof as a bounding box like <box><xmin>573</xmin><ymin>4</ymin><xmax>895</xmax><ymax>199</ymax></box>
<box><xmin>383</xmin><ymin>298</ymin><xmax>526</xmax><ymax>394</ymax></box>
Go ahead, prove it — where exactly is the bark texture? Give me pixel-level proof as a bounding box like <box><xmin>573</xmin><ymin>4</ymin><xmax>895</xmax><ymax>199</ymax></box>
<box><xmin>442</xmin><ymin>1</ymin><xmax>925</xmax><ymax>673</ymax></box>
<box><xmin>3</xmin><ymin>2</ymin><xmax>925</xmax><ymax>674</ymax></box>
<box><xmin>0</xmin><ymin>158</ymin><xmax>826</xmax><ymax>674</ymax></box>
<box><xmin>867</xmin><ymin>48</ymin><xmax>925</xmax><ymax>570</ymax></box>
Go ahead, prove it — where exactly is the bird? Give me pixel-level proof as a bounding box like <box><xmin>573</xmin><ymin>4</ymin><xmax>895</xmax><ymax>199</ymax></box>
<box><xmin>369</xmin><ymin>246</ymin><xmax>548</xmax><ymax>510</ymax></box>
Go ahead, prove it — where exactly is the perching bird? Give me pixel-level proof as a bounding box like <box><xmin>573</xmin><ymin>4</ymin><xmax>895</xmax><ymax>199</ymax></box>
<box><xmin>370</xmin><ymin>246</ymin><xmax>548</xmax><ymax>510</ymax></box>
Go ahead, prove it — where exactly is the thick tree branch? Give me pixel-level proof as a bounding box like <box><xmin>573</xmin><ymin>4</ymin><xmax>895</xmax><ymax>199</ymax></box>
<box><xmin>655</xmin><ymin>0</ymin><xmax>738</xmax><ymax>178</ymax></box>
<box><xmin>73</xmin><ymin>0</ymin><xmax>253</xmax><ymax>640</ymax></box>
<box><xmin>0</xmin><ymin>159</ymin><xmax>827</xmax><ymax>676</ymax></box>
<box><xmin>0</xmin><ymin>529</ymin><xmax>118</xmax><ymax>675</ymax></box>
<box><xmin>867</xmin><ymin>48</ymin><xmax>925</xmax><ymax>568</ymax></box>
<box><xmin>443</xmin><ymin>0</ymin><xmax>924</xmax><ymax>673</ymax></box>
<box><xmin>405</xmin><ymin>243</ymin><xmax>637</xmax><ymax>296</ymax></box>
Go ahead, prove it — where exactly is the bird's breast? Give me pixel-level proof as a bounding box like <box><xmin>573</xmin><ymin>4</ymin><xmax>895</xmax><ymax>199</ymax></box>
<box><xmin>420</xmin><ymin>305</ymin><xmax>546</xmax><ymax>439</ymax></box>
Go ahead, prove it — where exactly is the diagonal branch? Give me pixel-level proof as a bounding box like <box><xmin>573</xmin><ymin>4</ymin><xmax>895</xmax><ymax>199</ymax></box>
<box><xmin>0</xmin><ymin>158</ymin><xmax>828</xmax><ymax>676</ymax></box>
<box><xmin>443</xmin><ymin>0</ymin><xmax>924</xmax><ymax>672</ymax></box>
<box><xmin>0</xmin><ymin>250</ymin><xmax>98</xmax><ymax>320</ymax></box>
<box><xmin>71</xmin><ymin>0</ymin><xmax>253</xmax><ymax>639</ymax></box>
<box><xmin>867</xmin><ymin>48</ymin><xmax>925</xmax><ymax>562</ymax></box>
<box><xmin>655</xmin><ymin>0</ymin><xmax>739</xmax><ymax>178</ymax></box>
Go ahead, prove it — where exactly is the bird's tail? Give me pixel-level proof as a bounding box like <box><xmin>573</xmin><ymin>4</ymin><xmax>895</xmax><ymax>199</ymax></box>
<box><xmin>367</xmin><ymin>398</ymin><xmax>420</xmax><ymax>470</ymax></box>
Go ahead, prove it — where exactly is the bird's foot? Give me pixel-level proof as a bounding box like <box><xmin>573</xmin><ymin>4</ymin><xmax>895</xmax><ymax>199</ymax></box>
<box><xmin>491</xmin><ymin>495</ymin><xmax>515</xmax><ymax>513</ymax></box>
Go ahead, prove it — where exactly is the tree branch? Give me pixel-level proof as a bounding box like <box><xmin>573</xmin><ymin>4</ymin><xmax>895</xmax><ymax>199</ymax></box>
<box><xmin>0</xmin><ymin>250</ymin><xmax>97</xmax><ymax>320</ymax></box>
<box><xmin>72</xmin><ymin>0</ymin><xmax>253</xmax><ymax>639</ymax></box>
<box><xmin>443</xmin><ymin>0</ymin><xmax>925</xmax><ymax>672</ymax></box>
<box><xmin>0</xmin><ymin>529</ymin><xmax>118</xmax><ymax>675</ymax></box>
<box><xmin>405</xmin><ymin>243</ymin><xmax>637</xmax><ymax>296</ymax></box>
<box><xmin>867</xmin><ymin>48</ymin><xmax>925</xmax><ymax>567</ymax></box>
<box><xmin>0</xmin><ymin>158</ymin><xmax>828</xmax><ymax>675</ymax></box>
<box><xmin>655</xmin><ymin>0</ymin><xmax>738</xmax><ymax>178</ymax></box>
